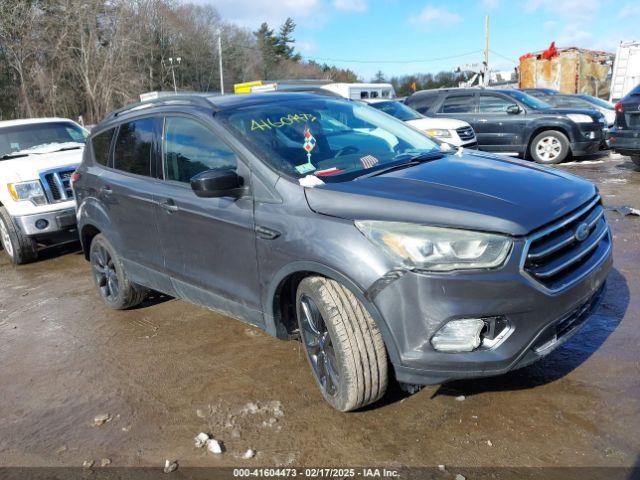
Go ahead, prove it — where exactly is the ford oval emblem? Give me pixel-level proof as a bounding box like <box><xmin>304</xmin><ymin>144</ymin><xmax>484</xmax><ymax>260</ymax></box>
<box><xmin>575</xmin><ymin>222</ymin><xmax>590</xmax><ymax>242</ymax></box>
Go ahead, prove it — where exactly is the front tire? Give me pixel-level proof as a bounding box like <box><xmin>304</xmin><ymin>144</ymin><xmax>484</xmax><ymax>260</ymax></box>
<box><xmin>0</xmin><ymin>207</ymin><xmax>38</xmax><ymax>265</ymax></box>
<box><xmin>530</xmin><ymin>130</ymin><xmax>570</xmax><ymax>164</ymax></box>
<box><xmin>296</xmin><ymin>276</ymin><xmax>388</xmax><ymax>411</ymax></box>
<box><xmin>90</xmin><ymin>234</ymin><xmax>147</xmax><ymax>310</ymax></box>
<box><xmin>631</xmin><ymin>155</ymin><xmax>640</xmax><ymax>170</ymax></box>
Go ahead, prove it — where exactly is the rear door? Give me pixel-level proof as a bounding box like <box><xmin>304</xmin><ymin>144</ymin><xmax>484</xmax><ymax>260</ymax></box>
<box><xmin>476</xmin><ymin>93</ymin><xmax>527</xmax><ymax>152</ymax></box>
<box><xmin>100</xmin><ymin>116</ymin><xmax>172</xmax><ymax>293</ymax></box>
<box><xmin>153</xmin><ymin>114</ymin><xmax>262</xmax><ymax>325</ymax></box>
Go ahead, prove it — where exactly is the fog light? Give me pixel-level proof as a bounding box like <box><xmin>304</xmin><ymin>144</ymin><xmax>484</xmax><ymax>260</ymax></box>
<box><xmin>35</xmin><ymin>219</ymin><xmax>49</xmax><ymax>230</ymax></box>
<box><xmin>431</xmin><ymin>318</ymin><xmax>484</xmax><ymax>352</ymax></box>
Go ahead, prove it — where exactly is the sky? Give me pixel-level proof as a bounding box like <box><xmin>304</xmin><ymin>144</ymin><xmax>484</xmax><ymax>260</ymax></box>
<box><xmin>203</xmin><ymin>0</ymin><xmax>639</xmax><ymax>80</ymax></box>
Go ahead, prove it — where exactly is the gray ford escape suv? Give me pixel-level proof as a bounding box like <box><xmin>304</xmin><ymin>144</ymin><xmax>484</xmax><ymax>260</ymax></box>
<box><xmin>74</xmin><ymin>93</ymin><xmax>612</xmax><ymax>411</ymax></box>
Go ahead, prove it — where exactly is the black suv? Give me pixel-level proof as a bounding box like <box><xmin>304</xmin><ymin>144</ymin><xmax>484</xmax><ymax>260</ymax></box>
<box><xmin>609</xmin><ymin>83</ymin><xmax>640</xmax><ymax>169</ymax></box>
<box><xmin>74</xmin><ymin>93</ymin><xmax>612</xmax><ymax>411</ymax></box>
<box><xmin>405</xmin><ymin>88</ymin><xmax>606</xmax><ymax>164</ymax></box>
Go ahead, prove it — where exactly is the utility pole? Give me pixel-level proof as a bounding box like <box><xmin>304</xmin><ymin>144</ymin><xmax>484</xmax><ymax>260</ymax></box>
<box><xmin>484</xmin><ymin>15</ymin><xmax>489</xmax><ymax>87</ymax></box>
<box><xmin>168</xmin><ymin>57</ymin><xmax>181</xmax><ymax>93</ymax></box>
<box><xmin>218</xmin><ymin>30</ymin><xmax>225</xmax><ymax>95</ymax></box>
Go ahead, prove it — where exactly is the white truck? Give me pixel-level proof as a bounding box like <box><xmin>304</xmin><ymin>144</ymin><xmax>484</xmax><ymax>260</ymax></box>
<box><xmin>610</xmin><ymin>41</ymin><xmax>640</xmax><ymax>103</ymax></box>
<box><xmin>0</xmin><ymin>118</ymin><xmax>87</xmax><ymax>264</ymax></box>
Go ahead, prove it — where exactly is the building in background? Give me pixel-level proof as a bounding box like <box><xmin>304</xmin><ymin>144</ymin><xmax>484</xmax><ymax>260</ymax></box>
<box><xmin>519</xmin><ymin>43</ymin><xmax>614</xmax><ymax>99</ymax></box>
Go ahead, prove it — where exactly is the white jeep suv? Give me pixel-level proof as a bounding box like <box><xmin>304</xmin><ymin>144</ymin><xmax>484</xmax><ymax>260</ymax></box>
<box><xmin>0</xmin><ymin>118</ymin><xmax>87</xmax><ymax>264</ymax></box>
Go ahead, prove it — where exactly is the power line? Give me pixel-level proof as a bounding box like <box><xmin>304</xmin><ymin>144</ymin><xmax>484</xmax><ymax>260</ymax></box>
<box><xmin>301</xmin><ymin>50</ymin><xmax>483</xmax><ymax>64</ymax></box>
<box><xmin>226</xmin><ymin>41</ymin><xmax>482</xmax><ymax>65</ymax></box>
<box><xmin>489</xmin><ymin>49</ymin><xmax>518</xmax><ymax>64</ymax></box>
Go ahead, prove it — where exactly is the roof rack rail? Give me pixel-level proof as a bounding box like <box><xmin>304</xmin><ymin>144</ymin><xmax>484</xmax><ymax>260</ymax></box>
<box><xmin>105</xmin><ymin>94</ymin><xmax>214</xmax><ymax>120</ymax></box>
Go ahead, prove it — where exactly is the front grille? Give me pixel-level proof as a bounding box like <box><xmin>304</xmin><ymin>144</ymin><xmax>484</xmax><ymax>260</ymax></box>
<box><xmin>456</xmin><ymin>126</ymin><xmax>475</xmax><ymax>141</ymax></box>
<box><xmin>40</xmin><ymin>168</ymin><xmax>75</xmax><ymax>203</ymax></box>
<box><xmin>523</xmin><ymin>196</ymin><xmax>611</xmax><ymax>292</ymax></box>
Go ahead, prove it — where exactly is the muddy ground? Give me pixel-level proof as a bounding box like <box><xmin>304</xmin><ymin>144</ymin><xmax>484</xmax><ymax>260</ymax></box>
<box><xmin>0</xmin><ymin>153</ymin><xmax>638</xmax><ymax>476</ymax></box>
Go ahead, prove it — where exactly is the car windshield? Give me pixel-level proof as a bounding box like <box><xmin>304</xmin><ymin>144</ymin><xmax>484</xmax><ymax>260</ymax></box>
<box><xmin>578</xmin><ymin>95</ymin><xmax>614</xmax><ymax>110</ymax></box>
<box><xmin>369</xmin><ymin>101</ymin><xmax>423</xmax><ymax>121</ymax></box>
<box><xmin>502</xmin><ymin>91</ymin><xmax>551</xmax><ymax>110</ymax></box>
<box><xmin>549</xmin><ymin>96</ymin><xmax>595</xmax><ymax>109</ymax></box>
<box><xmin>217</xmin><ymin>97</ymin><xmax>441</xmax><ymax>181</ymax></box>
<box><xmin>0</xmin><ymin>121</ymin><xmax>87</xmax><ymax>158</ymax></box>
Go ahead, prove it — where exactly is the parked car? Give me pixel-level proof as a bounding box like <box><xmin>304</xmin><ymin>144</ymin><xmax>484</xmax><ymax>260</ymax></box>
<box><xmin>368</xmin><ymin>99</ymin><xmax>477</xmax><ymax>148</ymax></box>
<box><xmin>609</xmin><ymin>83</ymin><xmax>640</xmax><ymax>169</ymax></box>
<box><xmin>541</xmin><ymin>94</ymin><xmax>615</xmax><ymax>127</ymax></box>
<box><xmin>75</xmin><ymin>93</ymin><xmax>612</xmax><ymax>411</ymax></box>
<box><xmin>0</xmin><ymin>118</ymin><xmax>87</xmax><ymax>264</ymax></box>
<box><xmin>405</xmin><ymin>88</ymin><xmax>606</xmax><ymax>164</ymax></box>
<box><xmin>521</xmin><ymin>88</ymin><xmax>559</xmax><ymax>98</ymax></box>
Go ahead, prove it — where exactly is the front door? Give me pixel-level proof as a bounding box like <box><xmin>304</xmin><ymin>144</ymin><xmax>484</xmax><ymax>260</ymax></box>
<box><xmin>153</xmin><ymin>114</ymin><xmax>262</xmax><ymax>325</ymax></box>
<box><xmin>476</xmin><ymin>93</ymin><xmax>527</xmax><ymax>153</ymax></box>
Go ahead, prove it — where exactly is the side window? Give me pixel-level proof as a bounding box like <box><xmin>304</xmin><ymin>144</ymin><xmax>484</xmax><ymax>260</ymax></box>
<box><xmin>440</xmin><ymin>94</ymin><xmax>477</xmax><ymax>114</ymax></box>
<box><xmin>91</xmin><ymin>128</ymin><xmax>114</xmax><ymax>166</ymax></box>
<box><xmin>479</xmin><ymin>95</ymin><xmax>516</xmax><ymax>113</ymax></box>
<box><xmin>113</xmin><ymin>118</ymin><xmax>155</xmax><ymax>176</ymax></box>
<box><xmin>163</xmin><ymin>116</ymin><xmax>237</xmax><ymax>184</ymax></box>
<box><xmin>410</xmin><ymin>94</ymin><xmax>438</xmax><ymax>114</ymax></box>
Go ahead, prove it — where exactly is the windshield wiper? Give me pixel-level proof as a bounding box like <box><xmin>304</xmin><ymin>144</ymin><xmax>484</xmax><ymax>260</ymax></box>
<box><xmin>0</xmin><ymin>152</ymin><xmax>29</xmax><ymax>160</ymax></box>
<box><xmin>355</xmin><ymin>151</ymin><xmax>443</xmax><ymax>179</ymax></box>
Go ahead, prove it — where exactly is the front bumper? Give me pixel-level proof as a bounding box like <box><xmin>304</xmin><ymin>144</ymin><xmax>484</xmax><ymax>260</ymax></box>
<box><xmin>373</xmin><ymin>236</ymin><xmax>613</xmax><ymax>386</ymax></box>
<box><xmin>570</xmin><ymin>140</ymin><xmax>603</xmax><ymax>157</ymax></box>
<box><xmin>14</xmin><ymin>208</ymin><xmax>77</xmax><ymax>237</ymax></box>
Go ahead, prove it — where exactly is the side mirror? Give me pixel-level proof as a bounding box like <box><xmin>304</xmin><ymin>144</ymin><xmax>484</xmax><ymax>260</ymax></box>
<box><xmin>191</xmin><ymin>168</ymin><xmax>243</xmax><ymax>198</ymax></box>
<box><xmin>506</xmin><ymin>104</ymin><xmax>521</xmax><ymax>114</ymax></box>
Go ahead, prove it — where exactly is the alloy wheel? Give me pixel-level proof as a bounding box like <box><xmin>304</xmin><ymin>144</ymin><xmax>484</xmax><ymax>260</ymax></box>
<box><xmin>299</xmin><ymin>295</ymin><xmax>340</xmax><ymax>397</ymax></box>
<box><xmin>536</xmin><ymin>136</ymin><xmax>562</xmax><ymax>162</ymax></box>
<box><xmin>91</xmin><ymin>245</ymin><xmax>119</xmax><ymax>301</ymax></box>
<box><xmin>0</xmin><ymin>218</ymin><xmax>14</xmax><ymax>259</ymax></box>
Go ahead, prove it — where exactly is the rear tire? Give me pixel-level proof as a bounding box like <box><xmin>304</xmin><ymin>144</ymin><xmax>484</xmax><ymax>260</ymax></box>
<box><xmin>0</xmin><ymin>207</ymin><xmax>38</xmax><ymax>265</ymax></box>
<box><xmin>89</xmin><ymin>234</ymin><xmax>147</xmax><ymax>310</ymax></box>
<box><xmin>296</xmin><ymin>276</ymin><xmax>388</xmax><ymax>412</ymax></box>
<box><xmin>529</xmin><ymin>130</ymin><xmax>570</xmax><ymax>164</ymax></box>
<box><xmin>631</xmin><ymin>155</ymin><xmax>640</xmax><ymax>170</ymax></box>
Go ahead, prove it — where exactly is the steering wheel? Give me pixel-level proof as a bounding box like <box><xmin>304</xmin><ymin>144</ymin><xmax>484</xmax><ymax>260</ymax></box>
<box><xmin>333</xmin><ymin>145</ymin><xmax>360</xmax><ymax>158</ymax></box>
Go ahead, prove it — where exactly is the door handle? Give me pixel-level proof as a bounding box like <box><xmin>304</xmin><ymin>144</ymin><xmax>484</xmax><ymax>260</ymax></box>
<box><xmin>159</xmin><ymin>199</ymin><xmax>179</xmax><ymax>213</ymax></box>
<box><xmin>100</xmin><ymin>185</ymin><xmax>113</xmax><ymax>195</ymax></box>
<box><xmin>478</xmin><ymin>118</ymin><xmax>488</xmax><ymax>123</ymax></box>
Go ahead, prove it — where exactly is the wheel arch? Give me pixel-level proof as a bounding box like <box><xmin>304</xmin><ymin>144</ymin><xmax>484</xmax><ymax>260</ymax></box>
<box><xmin>80</xmin><ymin>223</ymin><xmax>102</xmax><ymax>260</ymax></box>
<box><xmin>264</xmin><ymin>261</ymin><xmax>401</xmax><ymax>365</ymax></box>
<box><xmin>526</xmin><ymin>125</ymin><xmax>572</xmax><ymax>157</ymax></box>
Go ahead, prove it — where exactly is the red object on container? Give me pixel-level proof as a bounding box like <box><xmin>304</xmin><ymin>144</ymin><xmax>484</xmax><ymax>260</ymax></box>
<box><xmin>541</xmin><ymin>41</ymin><xmax>558</xmax><ymax>60</ymax></box>
<box><xmin>519</xmin><ymin>53</ymin><xmax>534</xmax><ymax>62</ymax></box>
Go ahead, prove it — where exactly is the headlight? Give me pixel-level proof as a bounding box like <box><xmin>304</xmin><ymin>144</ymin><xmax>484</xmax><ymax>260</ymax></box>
<box><xmin>355</xmin><ymin>221</ymin><xmax>512</xmax><ymax>272</ymax></box>
<box><xmin>8</xmin><ymin>181</ymin><xmax>48</xmax><ymax>206</ymax></box>
<box><xmin>566</xmin><ymin>113</ymin><xmax>594</xmax><ymax>124</ymax></box>
<box><xmin>424</xmin><ymin>128</ymin><xmax>451</xmax><ymax>138</ymax></box>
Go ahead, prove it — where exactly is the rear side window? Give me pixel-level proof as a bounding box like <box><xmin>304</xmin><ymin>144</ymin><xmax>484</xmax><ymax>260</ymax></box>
<box><xmin>113</xmin><ymin>118</ymin><xmax>155</xmax><ymax>176</ymax></box>
<box><xmin>440</xmin><ymin>94</ymin><xmax>477</xmax><ymax>113</ymax></box>
<box><xmin>163</xmin><ymin>116</ymin><xmax>237</xmax><ymax>184</ymax></box>
<box><xmin>91</xmin><ymin>129</ymin><xmax>114</xmax><ymax>166</ymax></box>
<box><xmin>407</xmin><ymin>93</ymin><xmax>438</xmax><ymax>114</ymax></box>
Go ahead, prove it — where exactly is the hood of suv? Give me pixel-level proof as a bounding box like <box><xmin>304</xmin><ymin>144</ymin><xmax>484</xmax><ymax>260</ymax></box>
<box><xmin>304</xmin><ymin>151</ymin><xmax>596</xmax><ymax>236</ymax></box>
<box><xmin>0</xmin><ymin>148</ymin><xmax>83</xmax><ymax>182</ymax></box>
<box><xmin>535</xmin><ymin>107</ymin><xmax>603</xmax><ymax>121</ymax></box>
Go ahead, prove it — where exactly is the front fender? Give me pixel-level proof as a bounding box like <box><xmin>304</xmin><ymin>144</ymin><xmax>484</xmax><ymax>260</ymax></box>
<box><xmin>524</xmin><ymin>117</ymin><xmax>579</xmax><ymax>143</ymax></box>
<box><xmin>263</xmin><ymin>260</ymin><xmax>401</xmax><ymax>365</ymax></box>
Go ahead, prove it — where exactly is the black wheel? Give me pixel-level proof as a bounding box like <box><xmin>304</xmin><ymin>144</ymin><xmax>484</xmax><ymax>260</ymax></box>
<box><xmin>90</xmin><ymin>234</ymin><xmax>147</xmax><ymax>310</ymax></box>
<box><xmin>296</xmin><ymin>276</ymin><xmax>388</xmax><ymax>412</ymax></box>
<box><xmin>631</xmin><ymin>155</ymin><xmax>640</xmax><ymax>170</ymax></box>
<box><xmin>529</xmin><ymin>130</ymin><xmax>570</xmax><ymax>164</ymax></box>
<box><xmin>0</xmin><ymin>207</ymin><xmax>38</xmax><ymax>265</ymax></box>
